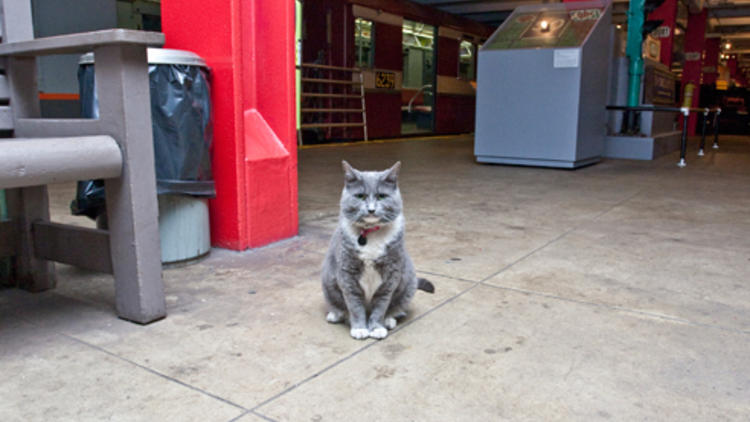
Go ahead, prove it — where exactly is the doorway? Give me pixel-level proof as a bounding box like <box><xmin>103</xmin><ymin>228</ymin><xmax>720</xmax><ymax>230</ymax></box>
<box><xmin>401</xmin><ymin>20</ymin><xmax>436</xmax><ymax>135</ymax></box>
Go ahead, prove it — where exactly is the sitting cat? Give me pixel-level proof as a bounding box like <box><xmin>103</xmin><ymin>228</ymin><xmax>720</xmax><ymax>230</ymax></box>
<box><xmin>322</xmin><ymin>161</ymin><xmax>434</xmax><ymax>340</ymax></box>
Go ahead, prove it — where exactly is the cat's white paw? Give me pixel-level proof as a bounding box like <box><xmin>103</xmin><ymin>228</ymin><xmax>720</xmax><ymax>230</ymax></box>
<box><xmin>369</xmin><ymin>326</ymin><xmax>388</xmax><ymax>339</ymax></box>
<box><xmin>350</xmin><ymin>327</ymin><xmax>370</xmax><ymax>340</ymax></box>
<box><xmin>384</xmin><ymin>317</ymin><xmax>397</xmax><ymax>330</ymax></box>
<box><xmin>326</xmin><ymin>311</ymin><xmax>344</xmax><ymax>324</ymax></box>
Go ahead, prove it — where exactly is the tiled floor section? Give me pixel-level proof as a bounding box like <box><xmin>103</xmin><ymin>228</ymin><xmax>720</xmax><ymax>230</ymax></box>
<box><xmin>2</xmin><ymin>135</ymin><xmax>749</xmax><ymax>421</ymax></box>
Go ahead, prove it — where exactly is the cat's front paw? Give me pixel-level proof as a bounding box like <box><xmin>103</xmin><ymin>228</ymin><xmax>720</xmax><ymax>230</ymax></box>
<box><xmin>384</xmin><ymin>317</ymin><xmax>397</xmax><ymax>330</ymax></box>
<box><xmin>369</xmin><ymin>326</ymin><xmax>388</xmax><ymax>339</ymax></box>
<box><xmin>326</xmin><ymin>310</ymin><xmax>344</xmax><ymax>324</ymax></box>
<box><xmin>350</xmin><ymin>327</ymin><xmax>370</xmax><ymax>340</ymax></box>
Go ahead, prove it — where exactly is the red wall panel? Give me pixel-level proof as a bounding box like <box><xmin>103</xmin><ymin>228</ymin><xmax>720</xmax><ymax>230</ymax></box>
<box><xmin>365</xmin><ymin>92</ymin><xmax>401</xmax><ymax>138</ymax></box>
<box><xmin>437</xmin><ymin>37</ymin><xmax>459</xmax><ymax>78</ymax></box>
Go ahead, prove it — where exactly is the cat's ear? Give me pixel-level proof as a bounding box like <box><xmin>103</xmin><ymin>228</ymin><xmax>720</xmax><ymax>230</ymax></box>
<box><xmin>383</xmin><ymin>161</ymin><xmax>401</xmax><ymax>184</ymax></box>
<box><xmin>342</xmin><ymin>160</ymin><xmax>359</xmax><ymax>183</ymax></box>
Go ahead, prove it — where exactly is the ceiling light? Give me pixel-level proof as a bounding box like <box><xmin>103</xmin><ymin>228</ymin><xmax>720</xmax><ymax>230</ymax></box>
<box><xmin>540</xmin><ymin>20</ymin><xmax>550</xmax><ymax>32</ymax></box>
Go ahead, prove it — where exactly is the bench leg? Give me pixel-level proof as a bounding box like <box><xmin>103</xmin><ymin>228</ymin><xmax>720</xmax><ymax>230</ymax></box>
<box><xmin>4</xmin><ymin>187</ymin><xmax>56</xmax><ymax>291</ymax></box>
<box><xmin>97</xmin><ymin>44</ymin><xmax>165</xmax><ymax>324</ymax></box>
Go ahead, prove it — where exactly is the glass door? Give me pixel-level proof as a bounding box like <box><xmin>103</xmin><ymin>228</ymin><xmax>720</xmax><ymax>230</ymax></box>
<box><xmin>401</xmin><ymin>20</ymin><xmax>436</xmax><ymax>135</ymax></box>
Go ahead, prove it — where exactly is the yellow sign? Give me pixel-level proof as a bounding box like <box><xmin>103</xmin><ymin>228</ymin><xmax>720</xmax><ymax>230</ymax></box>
<box><xmin>375</xmin><ymin>71</ymin><xmax>395</xmax><ymax>89</ymax></box>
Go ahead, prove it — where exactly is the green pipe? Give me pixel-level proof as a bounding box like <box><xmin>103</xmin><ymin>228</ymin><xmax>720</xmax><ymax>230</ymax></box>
<box><xmin>625</xmin><ymin>0</ymin><xmax>646</xmax><ymax>107</ymax></box>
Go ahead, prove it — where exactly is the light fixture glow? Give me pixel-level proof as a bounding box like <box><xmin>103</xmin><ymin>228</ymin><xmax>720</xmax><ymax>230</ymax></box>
<box><xmin>540</xmin><ymin>20</ymin><xmax>550</xmax><ymax>32</ymax></box>
<box><xmin>725</xmin><ymin>42</ymin><xmax>732</xmax><ymax>50</ymax></box>
<box><xmin>616</xmin><ymin>24</ymin><xmax>622</xmax><ymax>29</ymax></box>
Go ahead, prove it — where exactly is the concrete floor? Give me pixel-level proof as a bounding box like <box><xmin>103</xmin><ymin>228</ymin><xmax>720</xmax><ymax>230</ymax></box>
<box><xmin>2</xmin><ymin>134</ymin><xmax>750</xmax><ymax>421</ymax></box>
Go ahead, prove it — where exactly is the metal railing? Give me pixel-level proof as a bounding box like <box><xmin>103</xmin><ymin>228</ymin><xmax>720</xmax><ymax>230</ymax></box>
<box><xmin>298</xmin><ymin>63</ymin><xmax>368</xmax><ymax>144</ymax></box>
<box><xmin>606</xmin><ymin>105</ymin><xmax>722</xmax><ymax>168</ymax></box>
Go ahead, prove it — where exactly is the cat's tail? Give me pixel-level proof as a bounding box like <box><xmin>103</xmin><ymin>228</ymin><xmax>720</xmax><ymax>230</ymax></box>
<box><xmin>417</xmin><ymin>278</ymin><xmax>435</xmax><ymax>294</ymax></box>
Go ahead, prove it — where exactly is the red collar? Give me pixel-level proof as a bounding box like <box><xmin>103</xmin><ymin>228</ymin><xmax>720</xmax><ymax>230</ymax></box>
<box><xmin>358</xmin><ymin>226</ymin><xmax>381</xmax><ymax>246</ymax></box>
<box><xmin>360</xmin><ymin>226</ymin><xmax>381</xmax><ymax>237</ymax></box>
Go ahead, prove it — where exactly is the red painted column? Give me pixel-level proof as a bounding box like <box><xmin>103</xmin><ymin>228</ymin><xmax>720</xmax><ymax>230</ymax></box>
<box><xmin>727</xmin><ymin>56</ymin><xmax>747</xmax><ymax>86</ymax></box>
<box><xmin>648</xmin><ymin>0</ymin><xmax>678</xmax><ymax>68</ymax></box>
<box><xmin>162</xmin><ymin>0</ymin><xmax>298</xmax><ymax>249</ymax></box>
<box><xmin>727</xmin><ymin>56</ymin><xmax>738</xmax><ymax>81</ymax></box>
<box><xmin>702</xmin><ymin>37</ymin><xmax>720</xmax><ymax>86</ymax></box>
<box><xmin>680</xmin><ymin>9</ymin><xmax>707</xmax><ymax>135</ymax></box>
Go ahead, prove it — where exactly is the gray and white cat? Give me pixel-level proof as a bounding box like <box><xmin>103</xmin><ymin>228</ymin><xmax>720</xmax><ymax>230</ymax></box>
<box><xmin>322</xmin><ymin>161</ymin><xmax>434</xmax><ymax>340</ymax></box>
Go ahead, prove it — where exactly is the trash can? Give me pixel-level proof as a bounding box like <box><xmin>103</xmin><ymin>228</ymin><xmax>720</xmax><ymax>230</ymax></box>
<box><xmin>75</xmin><ymin>48</ymin><xmax>214</xmax><ymax>265</ymax></box>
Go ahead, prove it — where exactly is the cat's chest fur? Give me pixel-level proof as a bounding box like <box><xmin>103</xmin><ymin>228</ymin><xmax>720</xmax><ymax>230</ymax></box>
<box><xmin>345</xmin><ymin>216</ymin><xmax>403</xmax><ymax>303</ymax></box>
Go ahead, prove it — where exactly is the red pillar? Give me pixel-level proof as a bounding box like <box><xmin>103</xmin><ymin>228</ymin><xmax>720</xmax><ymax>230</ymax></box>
<box><xmin>702</xmin><ymin>37</ymin><xmax>720</xmax><ymax>86</ymax></box>
<box><xmin>648</xmin><ymin>0</ymin><xmax>678</xmax><ymax>68</ymax></box>
<box><xmin>680</xmin><ymin>9</ymin><xmax>707</xmax><ymax>135</ymax></box>
<box><xmin>161</xmin><ymin>0</ymin><xmax>298</xmax><ymax>249</ymax></box>
<box><xmin>727</xmin><ymin>56</ymin><xmax>747</xmax><ymax>86</ymax></box>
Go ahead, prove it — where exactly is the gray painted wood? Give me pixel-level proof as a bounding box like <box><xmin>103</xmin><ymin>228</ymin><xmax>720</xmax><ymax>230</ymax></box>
<box><xmin>96</xmin><ymin>44</ymin><xmax>165</xmax><ymax>324</ymax></box>
<box><xmin>0</xmin><ymin>220</ymin><xmax>16</xmax><ymax>257</ymax></box>
<box><xmin>4</xmin><ymin>187</ymin><xmax>56</xmax><ymax>291</ymax></box>
<box><xmin>0</xmin><ymin>74</ymin><xmax>9</xmax><ymax>101</ymax></box>
<box><xmin>0</xmin><ymin>105</ymin><xmax>12</xmax><ymax>129</ymax></box>
<box><xmin>0</xmin><ymin>0</ymin><xmax>34</xmax><ymax>43</ymax></box>
<box><xmin>32</xmin><ymin>221</ymin><xmax>113</xmax><ymax>274</ymax></box>
<box><xmin>0</xmin><ymin>136</ymin><xmax>122</xmax><ymax>189</ymax></box>
<box><xmin>0</xmin><ymin>29</ymin><xmax>164</xmax><ymax>56</ymax></box>
<box><xmin>14</xmin><ymin>119</ymin><xmax>103</xmax><ymax>137</ymax></box>
<box><xmin>1</xmin><ymin>1</ymin><xmax>54</xmax><ymax>292</ymax></box>
<box><xmin>0</xmin><ymin>0</ymin><xmax>165</xmax><ymax>322</ymax></box>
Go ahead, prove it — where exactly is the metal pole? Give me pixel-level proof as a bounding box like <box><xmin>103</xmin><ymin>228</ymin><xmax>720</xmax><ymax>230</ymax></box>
<box><xmin>678</xmin><ymin>107</ymin><xmax>689</xmax><ymax>167</ymax></box>
<box><xmin>698</xmin><ymin>108</ymin><xmax>708</xmax><ymax>156</ymax></box>
<box><xmin>712</xmin><ymin>108</ymin><xmax>721</xmax><ymax>149</ymax></box>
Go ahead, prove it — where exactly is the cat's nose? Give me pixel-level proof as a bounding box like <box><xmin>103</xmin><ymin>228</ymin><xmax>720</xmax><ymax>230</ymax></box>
<box><xmin>368</xmin><ymin>208</ymin><xmax>376</xmax><ymax>214</ymax></box>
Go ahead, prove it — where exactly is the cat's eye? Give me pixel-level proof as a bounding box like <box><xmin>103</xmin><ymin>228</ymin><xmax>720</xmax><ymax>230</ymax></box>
<box><xmin>376</xmin><ymin>194</ymin><xmax>388</xmax><ymax>200</ymax></box>
<box><xmin>354</xmin><ymin>194</ymin><xmax>366</xmax><ymax>200</ymax></box>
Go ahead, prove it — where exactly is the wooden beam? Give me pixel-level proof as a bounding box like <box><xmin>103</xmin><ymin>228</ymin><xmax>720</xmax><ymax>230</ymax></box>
<box><xmin>32</xmin><ymin>221</ymin><xmax>113</xmax><ymax>274</ymax></box>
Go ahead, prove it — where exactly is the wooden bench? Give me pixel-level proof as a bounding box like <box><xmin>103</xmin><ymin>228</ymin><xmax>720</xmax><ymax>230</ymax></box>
<box><xmin>0</xmin><ymin>1</ymin><xmax>166</xmax><ymax>324</ymax></box>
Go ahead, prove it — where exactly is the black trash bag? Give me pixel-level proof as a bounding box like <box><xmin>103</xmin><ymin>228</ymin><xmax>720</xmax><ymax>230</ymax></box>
<box><xmin>70</xmin><ymin>180</ymin><xmax>105</xmax><ymax>220</ymax></box>
<box><xmin>149</xmin><ymin>63</ymin><xmax>214</xmax><ymax>196</ymax></box>
<box><xmin>72</xmin><ymin>57</ymin><xmax>214</xmax><ymax>220</ymax></box>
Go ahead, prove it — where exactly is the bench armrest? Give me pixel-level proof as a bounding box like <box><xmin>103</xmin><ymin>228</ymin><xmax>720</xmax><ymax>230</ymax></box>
<box><xmin>0</xmin><ymin>29</ymin><xmax>164</xmax><ymax>57</ymax></box>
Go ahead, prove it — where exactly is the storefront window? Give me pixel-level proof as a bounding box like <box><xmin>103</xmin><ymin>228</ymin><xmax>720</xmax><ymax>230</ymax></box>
<box><xmin>355</xmin><ymin>18</ymin><xmax>374</xmax><ymax>68</ymax></box>
<box><xmin>459</xmin><ymin>40</ymin><xmax>476</xmax><ymax>81</ymax></box>
<box><xmin>402</xmin><ymin>20</ymin><xmax>435</xmax><ymax>88</ymax></box>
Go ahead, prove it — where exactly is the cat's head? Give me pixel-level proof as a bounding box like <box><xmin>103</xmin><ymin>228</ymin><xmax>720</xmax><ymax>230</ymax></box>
<box><xmin>340</xmin><ymin>161</ymin><xmax>403</xmax><ymax>228</ymax></box>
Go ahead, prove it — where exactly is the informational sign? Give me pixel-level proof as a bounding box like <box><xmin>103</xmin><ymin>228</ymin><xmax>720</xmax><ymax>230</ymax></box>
<box><xmin>375</xmin><ymin>71</ymin><xmax>395</xmax><ymax>89</ymax></box>
<box><xmin>643</xmin><ymin>65</ymin><xmax>676</xmax><ymax>105</ymax></box>
<box><xmin>654</xmin><ymin>25</ymin><xmax>671</xmax><ymax>39</ymax></box>
<box><xmin>485</xmin><ymin>8</ymin><xmax>604</xmax><ymax>50</ymax></box>
<box><xmin>553</xmin><ymin>49</ymin><xmax>579</xmax><ymax>68</ymax></box>
<box><xmin>685</xmin><ymin>51</ymin><xmax>701</xmax><ymax>61</ymax></box>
